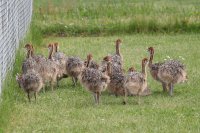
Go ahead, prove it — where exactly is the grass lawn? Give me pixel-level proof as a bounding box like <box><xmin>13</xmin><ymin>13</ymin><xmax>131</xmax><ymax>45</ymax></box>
<box><xmin>1</xmin><ymin>0</ymin><xmax>200</xmax><ymax>132</ymax></box>
<box><xmin>2</xmin><ymin>34</ymin><xmax>200</xmax><ymax>132</ymax></box>
<box><xmin>33</xmin><ymin>0</ymin><xmax>200</xmax><ymax>35</ymax></box>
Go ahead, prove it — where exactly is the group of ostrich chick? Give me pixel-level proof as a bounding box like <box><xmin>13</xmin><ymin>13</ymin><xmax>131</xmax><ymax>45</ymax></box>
<box><xmin>16</xmin><ymin>39</ymin><xmax>188</xmax><ymax>105</ymax></box>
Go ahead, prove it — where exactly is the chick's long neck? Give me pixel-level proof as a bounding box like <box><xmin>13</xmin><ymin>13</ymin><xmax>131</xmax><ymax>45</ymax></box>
<box><xmin>27</xmin><ymin>49</ymin><xmax>32</xmax><ymax>59</ymax></box>
<box><xmin>55</xmin><ymin>45</ymin><xmax>58</xmax><ymax>52</ymax></box>
<box><xmin>116</xmin><ymin>43</ymin><xmax>121</xmax><ymax>56</ymax></box>
<box><xmin>31</xmin><ymin>48</ymin><xmax>34</xmax><ymax>57</ymax></box>
<box><xmin>148</xmin><ymin>50</ymin><xmax>154</xmax><ymax>68</ymax></box>
<box><xmin>142</xmin><ymin>62</ymin><xmax>147</xmax><ymax>79</ymax></box>
<box><xmin>48</xmin><ymin>46</ymin><xmax>53</xmax><ymax>59</ymax></box>
<box><xmin>86</xmin><ymin>58</ymin><xmax>91</xmax><ymax>68</ymax></box>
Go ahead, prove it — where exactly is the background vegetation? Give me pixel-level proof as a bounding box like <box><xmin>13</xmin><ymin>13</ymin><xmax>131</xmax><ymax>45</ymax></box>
<box><xmin>34</xmin><ymin>0</ymin><xmax>200</xmax><ymax>36</ymax></box>
<box><xmin>0</xmin><ymin>0</ymin><xmax>200</xmax><ymax>132</ymax></box>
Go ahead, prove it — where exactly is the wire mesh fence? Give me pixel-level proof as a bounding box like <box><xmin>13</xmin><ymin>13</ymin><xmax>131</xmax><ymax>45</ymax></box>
<box><xmin>0</xmin><ymin>0</ymin><xmax>32</xmax><ymax>95</ymax></box>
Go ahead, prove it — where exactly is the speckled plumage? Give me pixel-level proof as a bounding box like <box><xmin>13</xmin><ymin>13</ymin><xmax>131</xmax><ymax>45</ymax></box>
<box><xmin>80</xmin><ymin>68</ymin><xmax>110</xmax><ymax>92</ymax></box>
<box><xmin>88</xmin><ymin>60</ymin><xmax>99</xmax><ymax>69</ymax></box>
<box><xmin>107</xmin><ymin>72</ymin><xmax>126</xmax><ymax>96</ymax></box>
<box><xmin>41</xmin><ymin>44</ymin><xmax>61</xmax><ymax>89</ymax></box>
<box><xmin>53</xmin><ymin>43</ymin><xmax>67</xmax><ymax>62</ymax></box>
<box><xmin>22</xmin><ymin>44</ymin><xmax>47</xmax><ymax>74</ymax></box>
<box><xmin>24</xmin><ymin>44</ymin><xmax>59</xmax><ymax>90</ymax></box>
<box><xmin>33</xmin><ymin>54</ymin><xmax>47</xmax><ymax>64</ymax></box>
<box><xmin>111</xmin><ymin>54</ymin><xmax>123</xmax><ymax>66</ymax></box>
<box><xmin>149</xmin><ymin>62</ymin><xmax>164</xmax><ymax>81</ymax></box>
<box><xmin>100</xmin><ymin>60</ymin><xmax>123</xmax><ymax>74</ymax></box>
<box><xmin>158</xmin><ymin>60</ymin><xmax>187</xmax><ymax>84</ymax></box>
<box><xmin>16</xmin><ymin>70</ymin><xmax>44</xmax><ymax>102</ymax></box>
<box><xmin>52</xmin><ymin>43</ymin><xmax>68</xmax><ymax>85</ymax></box>
<box><xmin>22</xmin><ymin>57</ymin><xmax>37</xmax><ymax>74</ymax></box>
<box><xmin>53</xmin><ymin>51</ymin><xmax>67</xmax><ymax>73</ymax></box>
<box><xmin>124</xmin><ymin>58</ymin><xmax>149</xmax><ymax>100</ymax></box>
<box><xmin>110</xmin><ymin>39</ymin><xmax>123</xmax><ymax>67</ymax></box>
<box><xmin>18</xmin><ymin>71</ymin><xmax>43</xmax><ymax>92</ymax></box>
<box><xmin>66</xmin><ymin>57</ymin><xmax>84</xmax><ymax>85</ymax></box>
<box><xmin>148</xmin><ymin>47</ymin><xmax>163</xmax><ymax>81</ymax></box>
<box><xmin>41</xmin><ymin>59</ymin><xmax>59</xmax><ymax>84</ymax></box>
<box><xmin>30</xmin><ymin>45</ymin><xmax>47</xmax><ymax>64</ymax></box>
<box><xmin>151</xmin><ymin>62</ymin><xmax>163</xmax><ymax>71</ymax></box>
<box><xmin>158</xmin><ymin>59</ymin><xmax>187</xmax><ymax>96</ymax></box>
<box><xmin>53</xmin><ymin>52</ymin><xmax>66</xmax><ymax>61</ymax></box>
<box><xmin>79</xmin><ymin>54</ymin><xmax>110</xmax><ymax>104</ymax></box>
<box><xmin>125</xmin><ymin>72</ymin><xmax>147</xmax><ymax>95</ymax></box>
<box><xmin>23</xmin><ymin>52</ymin><xmax>58</xmax><ymax>88</ymax></box>
<box><xmin>100</xmin><ymin>56</ymin><xmax>126</xmax><ymax>104</ymax></box>
<box><xmin>67</xmin><ymin>57</ymin><xmax>84</xmax><ymax>70</ymax></box>
<box><xmin>105</xmin><ymin>39</ymin><xmax>123</xmax><ymax>73</ymax></box>
<box><xmin>148</xmin><ymin>47</ymin><xmax>167</xmax><ymax>92</ymax></box>
<box><xmin>84</xmin><ymin>59</ymin><xmax>99</xmax><ymax>69</ymax></box>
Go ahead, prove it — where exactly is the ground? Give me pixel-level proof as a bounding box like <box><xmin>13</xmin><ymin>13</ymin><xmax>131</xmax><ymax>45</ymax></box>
<box><xmin>0</xmin><ymin>0</ymin><xmax>200</xmax><ymax>132</ymax></box>
<box><xmin>2</xmin><ymin>34</ymin><xmax>200</xmax><ymax>132</ymax></box>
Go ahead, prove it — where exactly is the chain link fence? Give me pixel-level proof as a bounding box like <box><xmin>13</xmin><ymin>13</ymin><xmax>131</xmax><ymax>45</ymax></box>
<box><xmin>0</xmin><ymin>0</ymin><xmax>33</xmax><ymax>95</ymax></box>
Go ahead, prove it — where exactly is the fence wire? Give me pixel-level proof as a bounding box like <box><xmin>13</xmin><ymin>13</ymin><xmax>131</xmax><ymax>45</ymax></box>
<box><xmin>0</xmin><ymin>0</ymin><xmax>32</xmax><ymax>95</ymax></box>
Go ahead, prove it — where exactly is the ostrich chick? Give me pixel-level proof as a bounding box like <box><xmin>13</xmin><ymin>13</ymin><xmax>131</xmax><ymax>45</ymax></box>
<box><xmin>100</xmin><ymin>56</ymin><xmax>123</xmax><ymax>74</ymax></box>
<box><xmin>16</xmin><ymin>70</ymin><xmax>44</xmax><ymax>102</ymax></box>
<box><xmin>53</xmin><ymin>43</ymin><xmax>68</xmax><ymax>86</ymax></box>
<box><xmin>158</xmin><ymin>60</ymin><xmax>187</xmax><ymax>96</ymax></box>
<box><xmin>111</xmin><ymin>39</ymin><xmax>123</xmax><ymax>67</ymax></box>
<box><xmin>84</xmin><ymin>54</ymin><xmax>99</xmax><ymax>69</ymax></box>
<box><xmin>124</xmin><ymin>58</ymin><xmax>149</xmax><ymax>104</ymax></box>
<box><xmin>147</xmin><ymin>47</ymin><xmax>166</xmax><ymax>92</ymax></box>
<box><xmin>53</xmin><ymin>42</ymin><xmax>67</xmax><ymax>61</ymax></box>
<box><xmin>127</xmin><ymin>67</ymin><xmax>151</xmax><ymax>96</ymax></box>
<box><xmin>22</xmin><ymin>44</ymin><xmax>37</xmax><ymax>74</ymax></box>
<box><xmin>24</xmin><ymin>44</ymin><xmax>46</xmax><ymax>64</ymax></box>
<box><xmin>103</xmin><ymin>56</ymin><xmax>127</xmax><ymax>104</ymax></box>
<box><xmin>79</xmin><ymin>54</ymin><xmax>110</xmax><ymax>105</ymax></box>
<box><xmin>22</xmin><ymin>44</ymin><xmax>47</xmax><ymax>74</ymax></box>
<box><xmin>44</xmin><ymin>44</ymin><xmax>61</xmax><ymax>90</ymax></box>
<box><xmin>66</xmin><ymin>55</ymin><xmax>84</xmax><ymax>86</ymax></box>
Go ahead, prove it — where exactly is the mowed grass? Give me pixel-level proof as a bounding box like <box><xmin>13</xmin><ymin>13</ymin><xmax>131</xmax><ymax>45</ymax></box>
<box><xmin>33</xmin><ymin>0</ymin><xmax>200</xmax><ymax>35</ymax></box>
<box><xmin>3</xmin><ymin>34</ymin><xmax>200</xmax><ymax>132</ymax></box>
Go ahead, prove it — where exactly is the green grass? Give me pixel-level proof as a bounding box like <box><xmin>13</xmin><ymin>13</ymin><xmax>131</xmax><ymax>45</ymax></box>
<box><xmin>33</xmin><ymin>0</ymin><xmax>200</xmax><ymax>36</ymax></box>
<box><xmin>1</xmin><ymin>0</ymin><xmax>200</xmax><ymax>132</ymax></box>
<box><xmin>1</xmin><ymin>34</ymin><xmax>200</xmax><ymax>132</ymax></box>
